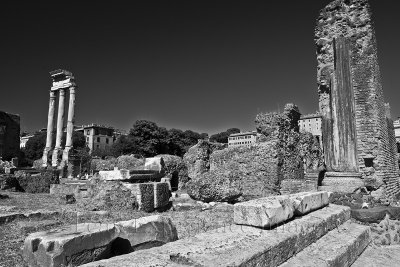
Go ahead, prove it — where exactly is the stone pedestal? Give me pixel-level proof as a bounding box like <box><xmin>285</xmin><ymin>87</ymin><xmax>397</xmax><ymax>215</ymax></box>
<box><xmin>319</xmin><ymin>172</ymin><xmax>364</xmax><ymax>193</ymax></box>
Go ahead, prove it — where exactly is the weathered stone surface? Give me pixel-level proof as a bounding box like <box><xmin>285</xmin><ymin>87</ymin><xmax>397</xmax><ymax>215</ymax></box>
<box><xmin>351</xmin><ymin>206</ymin><xmax>400</xmax><ymax>223</ymax></box>
<box><xmin>183</xmin><ymin>140</ymin><xmax>226</xmax><ymax>180</ymax></box>
<box><xmin>290</xmin><ymin>191</ymin><xmax>329</xmax><ymax>215</ymax></box>
<box><xmin>98</xmin><ymin>167</ymin><xmax>130</xmax><ymax>181</ymax></box>
<box><xmin>279</xmin><ymin>221</ymin><xmax>371</xmax><ymax>267</ymax></box>
<box><xmin>80</xmin><ymin>205</ymin><xmax>350</xmax><ymax>267</ymax></box>
<box><xmin>23</xmin><ymin>215</ymin><xmax>178</xmax><ymax>267</ymax></box>
<box><xmin>0</xmin><ymin>210</ymin><xmax>59</xmax><ymax>225</ymax></box>
<box><xmin>186</xmin><ymin>171</ymin><xmax>242</xmax><ymax>203</ymax></box>
<box><xmin>116</xmin><ymin>215</ymin><xmax>178</xmax><ymax>251</ymax></box>
<box><xmin>316</xmin><ymin>0</ymin><xmax>400</xmax><ymax>198</ymax></box>
<box><xmin>155</xmin><ymin>154</ymin><xmax>188</xmax><ymax>190</ymax></box>
<box><xmin>352</xmin><ymin>245</ymin><xmax>400</xmax><ymax>267</ymax></box>
<box><xmin>209</xmin><ymin>142</ymin><xmax>282</xmax><ymax>199</ymax></box>
<box><xmin>234</xmin><ymin>195</ymin><xmax>295</xmax><ymax>228</ymax></box>
<box><xmin>23</xmin><ymin>223</ymin><xmax>119</xmax><ymax>267</ymax></box>
<box><xmin>319</xmin><ymin>175</ymin><xmax>365</xmax><ymax>193</ymax></box>
<box><xmin>351</xmin><ymin>207</ymin><xmax>389</xmax><ymax>223</ymax></box>
<box><xmin>77</xmin><ymin>179</ymin><xmax>137</xmax><ymax>211</ymax></box>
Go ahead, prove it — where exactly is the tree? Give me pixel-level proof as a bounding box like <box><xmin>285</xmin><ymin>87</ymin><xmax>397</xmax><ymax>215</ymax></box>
<box><xmin>209</xmin><ymin>128</ymin><xmax>240</xmax><ymax>143</ymax></box>
<box><xmin>110</xmin><ymin>120</ymin><xmax>209</xmax><ymax>157</ymax></box>
<box><xmin>128</xmin><ymin>120</ymin><xmax>169</xmax><ymax>157</ymax></box>
<box><xmin>23</xmin><ymin>130</ymin><xmax>87</xmax><ymax>166</ymax></box>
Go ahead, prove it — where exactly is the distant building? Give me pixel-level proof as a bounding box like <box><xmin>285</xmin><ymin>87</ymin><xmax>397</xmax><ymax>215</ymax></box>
<box><xmin>228</xmin><ymin>131</ymin><xmax>257</xmax><ymax>147</ymax></box>
<box><xmin>75</xmin><ymin>124</ymin><xmax>116</xmax><ymax>153</ymax></box>
<box><xmin>0</xmin><ymin>111</ymin><xmax>20</xmax><ymax>160</ymax></box>
<box><xmin>20</xmin><ymin>134</ymin><xmax>34</xmax><ymax>148</ymax></box>
<box><xmin>298</xmin><ymin>113</ymin><xmax>322</xmax><ymax>137</ymax></box>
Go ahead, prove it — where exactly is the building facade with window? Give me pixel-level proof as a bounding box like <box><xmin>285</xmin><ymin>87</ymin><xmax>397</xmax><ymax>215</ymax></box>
<box><xmin>75</xmin><ymin>124</ymin><xmax>115</xmax><ymax>153</ymax></box>
<box><xmin>228</xmin><ymin>131</ymin><xmax>257</xmax><ymax>147</ymax></box>
<box><xmin>298</xmin><ymin>113</ymin><xmax>322</xmax><ymax>137</ymax></box>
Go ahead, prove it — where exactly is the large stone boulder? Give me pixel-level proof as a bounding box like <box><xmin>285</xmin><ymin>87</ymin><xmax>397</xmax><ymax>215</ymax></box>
<box><xmin>155</xmin><ymin>154</ymin><xmax>188</xmax><ymax>190</ymax></box>
<box><xmin>116</xmin><ymin>215</ymin><xmax>178</xmax><ymax>251</ymax></box>
<box><xmin>183</xmin><ymin>140</ymin><xmax>226</xmax><ymax>181</ymax></box>
<box><xmin>77</xmin><ymin>179</ymin><xmax>137</xmax><ymax>211</ymax></box>
<box><xmin>22</xmin><ymin>215</ymin><xmax>178</xmax><ymax>267</ymax></box>
<box><xmin>210</xmin><ymin>143</ymin><xmax>282</xmax><ymax>199</ymax></box>
<box><xmin>186</xmin><ymin>171</ymin><xmax>242</xmax><ymax>203</ymax></box>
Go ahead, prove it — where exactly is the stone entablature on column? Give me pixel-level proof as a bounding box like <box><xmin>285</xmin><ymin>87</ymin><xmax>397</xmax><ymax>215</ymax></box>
<box><xmin>42</xmin><ymin>70</ymin><xmax>77</xmax><ymax>177</ymax></box>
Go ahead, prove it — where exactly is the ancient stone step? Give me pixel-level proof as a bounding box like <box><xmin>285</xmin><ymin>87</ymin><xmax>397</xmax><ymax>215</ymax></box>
<box><xmin>234</xmin><ymin>191</ymin><xmax>329</xmax><ymax>228</ymax></box>
<box><xmin>352</xmin><ymin>245</ymin><xmax>400</xmax><ymax>267</ymax></box>
<box><xmin>279</xmin><ymin>221</ymin><xmax>371</xmax><ymax>267</ymax></box>
<box><xmin>81</xmin><ymin>204</ymin><xmax>350</xmax><ymax>267</ymax></box>
<box><xmin>22</xmin><ymin>215</ymin><xmax>178</xmax><ymax>267</ymax></box>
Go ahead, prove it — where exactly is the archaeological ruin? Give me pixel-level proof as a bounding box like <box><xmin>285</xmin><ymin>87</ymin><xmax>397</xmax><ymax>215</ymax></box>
<box><xmin>0</xmin><ymin>111</ymin><xmax>20</xmax><ymax>161</ymax></box>
<box><xmin>42</xmin><ymin>70</ymin><xmax>76</xmax><ymax>177</ymax></box>
<box><xmin>315</xmin><ymin>0</ymin><xmax>400</xmax><ymax>198</ymax></box>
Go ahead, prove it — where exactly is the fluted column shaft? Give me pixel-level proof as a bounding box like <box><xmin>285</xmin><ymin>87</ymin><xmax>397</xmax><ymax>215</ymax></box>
<box><xmin>54</xmin><ymin>89</ymin><xmax>65</xmax><ymax>149</ymax></box>
<box><xmin>42</xmin><ymin>90</ymin><xmax>56</xmax><ymax>166</ymax></box>
<box><xmin>65</xmin><ymin>87</ymin><xmax>76</xmax><ymax>149</ymax></box>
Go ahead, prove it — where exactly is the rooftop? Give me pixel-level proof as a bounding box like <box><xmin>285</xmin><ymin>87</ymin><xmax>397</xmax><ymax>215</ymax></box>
<box><xmin>229</xmin><ymin>131</ymin><xmax>257</xmax><ymax>137</ymax></box>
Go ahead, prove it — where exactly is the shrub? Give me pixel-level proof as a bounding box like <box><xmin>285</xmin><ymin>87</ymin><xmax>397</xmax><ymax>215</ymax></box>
<box><xmin>116</xmin><ymin>155</ymin><xmax>145</xmax><ymax>171</ymax></box>
<box><xmin>14</xmin><ymin>170</ymin><xmax>60</xmax><ymax>193</ymax></box>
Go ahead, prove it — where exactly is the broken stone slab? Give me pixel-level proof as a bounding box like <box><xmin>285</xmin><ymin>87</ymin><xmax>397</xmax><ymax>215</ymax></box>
<box><xmin>234</xmin><ymin>192</ymin><xmax>330</xmax><ymax>228</ymax></box>
<box><xmin>116</xmin><ymin>215</ymin><xmax>178</xmax><ymax>251</ymax></box>
<box><xmin>0</xmin><ymin>210</ymin><xmax>60</xmax><ymax>225</ymax></box>
<box><xmin>234</xmin><ymin>195</ymin><xmax>295</xmax><ymax>228</ymax></box>
<box><xmin>98</xmin><ymin>167</ymin><xmax>130</xmax><ymax>181</ymax></box>
<box><xmin>279</xmin><ymin>220</ymin><xmax>371</xmax><ymax>266</ymax></box>
<box><xmin>349</xmin><ymin>206</ymin><xmax>400</xmax><ymax>223</ymax></box>
<box><xmin>22</xmin><ymin>215</ymin><xmax>178</xmax><ymax>267</ymax></box>
<box><xmin>82</xmin><ymin>204</ymin><xmax>351</xmax><ymax>267</ymax></box>
<box><xmin>290</xmin><ymin>191</ymin><xmax>329</xmax><ymax>216</ymax></box>
<box><xmin>22</xmin><ymin>223</ymin><xmax>119</xmax><ymax>267</ymax></box>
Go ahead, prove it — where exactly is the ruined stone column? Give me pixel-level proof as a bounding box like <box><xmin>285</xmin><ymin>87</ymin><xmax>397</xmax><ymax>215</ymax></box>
<box><xmin>62</xmin><ymin>87</ymin><xmax>76</xmax><ymax>170</ymax></box>
<box><xmin>52</xmin><ymin>88</ymin><xmax>65</xmax><ymax>166</ymax></box>
<box><xmin>42</xmin><ymin>90</ymin><xmax>56</xmax><ymax>166</ymax></box>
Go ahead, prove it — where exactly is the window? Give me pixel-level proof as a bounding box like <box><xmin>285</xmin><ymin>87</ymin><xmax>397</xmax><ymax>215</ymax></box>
<box><xmin>97</xmin><ymin>137</ymin><xmax>100</xmax><ymax>142</ymax></box>
<box><xmin>86</xmin><ymin>130</ymin><xmax>90</xmax><ymax>135</ymax></box>
<box><xmin>106</xmin><ymin>138</ymin><xmax>109</xmax><ymax>144</ymax></box>
<box><xmin>86</xmin><ymin>137</ymin><xmax>89</xmax><ymax>142</ymax></box>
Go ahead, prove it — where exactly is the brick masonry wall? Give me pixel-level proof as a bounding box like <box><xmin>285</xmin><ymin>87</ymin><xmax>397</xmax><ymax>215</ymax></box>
<box><xmin>316</xmin><ymin>0</ymin><xmax>400</xmax><ymax>198</ymax></box>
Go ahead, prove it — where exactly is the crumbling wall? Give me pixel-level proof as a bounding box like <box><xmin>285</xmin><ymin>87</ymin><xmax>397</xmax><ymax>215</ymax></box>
<box><xmin>0</xmin><ymin>111</ymin><xmax>20</xmax><ymax>161</ymax></box>
<box><xmin>316</xmin><ymin>0</ymin><xmax>400</xmax><ymax>198</ymax></box>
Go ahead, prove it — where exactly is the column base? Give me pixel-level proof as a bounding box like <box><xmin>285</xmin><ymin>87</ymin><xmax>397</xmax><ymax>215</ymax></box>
<box><xmin>52</xmin><ymin>148</ymin><xmax>62</xmax><ymax>167</ymax></box>
<box><xmin>318</xmin><ymin>172</ymin><xmax>364</xmax><ymax>193</ymax></box>
<box><xmin>42</xmin><ymin>147</ymin><xmax>52</xmax><ymax>167</ymax></box>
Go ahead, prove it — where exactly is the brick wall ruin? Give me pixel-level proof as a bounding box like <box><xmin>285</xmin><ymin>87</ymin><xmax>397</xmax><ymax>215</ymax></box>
<box><xmin>0</xmin><ymin>111</ymin><xmax>20</xmax><ymax>161</ymax></box>
<box><xmin>316</xmin><ymin>0</ymin><xmax>400</xmax><ymax>198</ymax></box>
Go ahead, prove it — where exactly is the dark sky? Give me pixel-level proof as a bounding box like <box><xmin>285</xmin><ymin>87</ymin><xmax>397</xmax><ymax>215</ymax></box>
<box><xmin>0</xmin><ymin>0</ymin><xmax>399</xmax><ymax>135</ymax></box>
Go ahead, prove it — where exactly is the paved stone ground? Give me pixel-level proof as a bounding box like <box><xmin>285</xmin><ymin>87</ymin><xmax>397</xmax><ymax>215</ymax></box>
<box><xmin>352</xmin><ymin>245</ymin><xmax>400</xmax><ymax>267</ymax></box>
